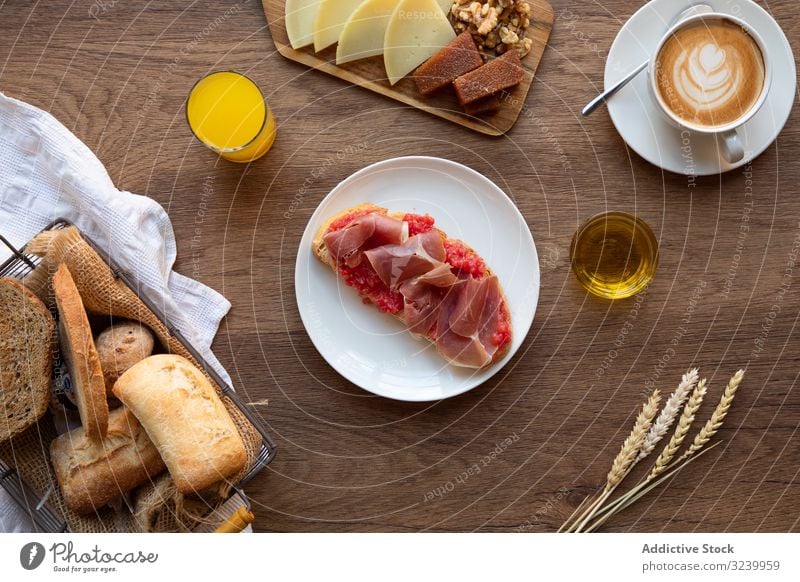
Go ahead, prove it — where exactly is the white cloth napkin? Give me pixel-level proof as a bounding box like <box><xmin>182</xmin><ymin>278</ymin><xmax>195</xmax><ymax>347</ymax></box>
<box><xmin>0</xmin><ymin>91</ymin><xmax>233</xmax><ymax>532</ymax></box>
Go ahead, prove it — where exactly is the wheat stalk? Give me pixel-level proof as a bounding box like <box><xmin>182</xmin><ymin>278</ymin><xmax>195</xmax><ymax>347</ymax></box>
<box><xmin>605</xmin><ymin>388</ymin><xmax>662</xmax><ymax>490</ymax></box>
<box><xmin>678</xmin><ymin>370</ymin><xmax>743</xmax><ymax>462</ymax></box>
<box><xmin>557</xmin><ymin>491</ymin><xmax>596</xmax><ymax>533</ymax></box>
<box><xmin>593</xmin><ymin>377</ymin><xmax>705</xmax><ymax>522</ymax></box>
<box><xmin>637</xmin><ymin>369</ymin><xmax>698</xmax><ymax>462</ymax></box>
<box><xmin>568</xmin><ymin>389</ymin><xmax>661</xmax><ymax>532</ymax></box>
<box><xmin>560</xmin><ymin>369</ymin><xmax>744</xmax><ymax>533</ymax></box>
<box><xmin>585</xmin><ymin>442</ymin><xmax>723</xmax><ymax>532</ymax></box>
<box><xmin>593</xmin><ymin>371</ymin><xmax>740</xmax><ymax>528</ymax></box>
<box><xmin>648</xmin><ymin>378</ymin><xmax>708</xmax><ymax>480</ymax></box>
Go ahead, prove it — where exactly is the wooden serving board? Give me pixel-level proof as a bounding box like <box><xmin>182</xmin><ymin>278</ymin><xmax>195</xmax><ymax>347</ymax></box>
<box><xmin>262</xmin><ymin>0</ymin><xmax>553</xmax><ymax>136</ymax></box>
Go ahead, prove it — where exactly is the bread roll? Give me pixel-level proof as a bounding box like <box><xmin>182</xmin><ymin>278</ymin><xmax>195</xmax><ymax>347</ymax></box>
<box><xmin>0</xmin><ymin>278</ymin><xmax>54</xmax><ymax>442</ymax></box>
<box><xmin>49</xmin><ymin>406</ymin><xmax>166</xmax><ymax>514</ymax></box>
<box><xmin>112</xmin><ymin>354</ymin><xmax>247</xmax><ymax>494</ymax></box>
<box><xmin>95</xmin><ymin>322</ymin><xmax>155</xmax><ymax>396</ymax></box>
<box><xmin>53</xmin><ymin>263</ymin><xmax>108</xmax><ymax>440</ymax></box>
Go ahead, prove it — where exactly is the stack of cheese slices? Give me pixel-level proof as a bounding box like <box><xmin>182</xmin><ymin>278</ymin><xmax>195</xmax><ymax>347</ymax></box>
<box><xmin>285</xmin><ymin>0</ymin><xmax>456</xmax><ymax>84</ymax></box>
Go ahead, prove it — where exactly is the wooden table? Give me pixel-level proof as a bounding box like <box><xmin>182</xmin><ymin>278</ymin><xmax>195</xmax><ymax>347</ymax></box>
<box><xmin>1</xmin><ymin>0</ymin><xmax>798</xmax><ymax>533</ymax></box>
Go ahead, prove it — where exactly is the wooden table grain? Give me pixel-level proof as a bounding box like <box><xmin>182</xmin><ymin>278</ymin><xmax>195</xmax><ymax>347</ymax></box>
<box><xmin>1</xmin><ymin>0</ymin><xmax>798</xmax><ymax>533</ymax></box>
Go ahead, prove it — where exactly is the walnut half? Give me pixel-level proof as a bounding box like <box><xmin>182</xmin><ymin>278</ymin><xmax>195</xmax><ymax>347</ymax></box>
<box><xmin>447</xmin><ymin>0</ymin><xmax>534</xmax><ymax>58</ymax></box>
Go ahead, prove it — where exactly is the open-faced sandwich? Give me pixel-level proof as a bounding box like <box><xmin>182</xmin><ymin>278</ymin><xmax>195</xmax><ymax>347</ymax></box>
<box><xmin>313</xmin><ymin>203</ymin><xmax>512</xmax><ymax>369</ymax></box>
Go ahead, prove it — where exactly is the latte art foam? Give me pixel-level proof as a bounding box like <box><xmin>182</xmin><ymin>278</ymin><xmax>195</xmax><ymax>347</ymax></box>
<box><xmin>656</xmin><ymin>19</ymin><xmax>765</xmax><ymax>128</ymax></box>
<box><xmin>675</xmin><ymin>43</ymin><xmax>740</xmax><ymax>110</ymax></box>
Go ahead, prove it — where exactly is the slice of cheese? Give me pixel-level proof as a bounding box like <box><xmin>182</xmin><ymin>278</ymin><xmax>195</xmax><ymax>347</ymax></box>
<box><xmin>285</xmin><ymin>0</ymin><xmax>325</xmax><ymax>49</ymax></box>
<box><xmin>336</xmin><ymin>0</ymin><xmax>402</xmax><ymax>65</ymax></box>
<box><xmin>384</xmin><ymin>0</ymin><xmax>457</xmax><ymax>85</ymax></box>
<box><xmin>436</xmin><ymin>0</ymin><xmax>453</xmax><ymax>15</ymax></box>
<box><xmin>314</xmin><ymin>0</ymin><xmax>366</xmax><ymax>53</ymax></box>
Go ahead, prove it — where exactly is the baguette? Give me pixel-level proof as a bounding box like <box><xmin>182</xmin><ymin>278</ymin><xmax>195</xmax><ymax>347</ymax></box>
<box><xmin>0</xmin><ymin>278</ymin><xmax>54</xmax><ymax>442</ymax></box>
<box><xmin>53</xmin><ymin>263</ymin><xmax>108</xmax><ymax>440</ymax></box>
<box><xmin>312</xmin><ymin>203</ymin><xmax>513</xmax><ymax>368</ymax></box>
<box><xmin>49</xmin><ymin>406</ymin><xmax>166</xmax><ymax>515</ymax></box>
<box><xmin>112</xmin><ymin>355</ymin><xmax>247</xmax><ymax>495</ymax></box>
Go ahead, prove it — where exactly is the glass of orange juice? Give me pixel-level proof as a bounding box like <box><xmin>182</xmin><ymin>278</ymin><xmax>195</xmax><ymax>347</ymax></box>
<box><xmin>186</xmin><ymin>71</ymin><xmax>277</xmax><ymax>163</ymax></box>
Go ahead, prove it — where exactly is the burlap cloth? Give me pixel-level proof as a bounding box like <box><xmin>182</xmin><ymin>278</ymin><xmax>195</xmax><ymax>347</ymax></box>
<box><xmin>0</xmin><ymin>226</ymin><xmax>263</xmax><ymax>532</ymax></box>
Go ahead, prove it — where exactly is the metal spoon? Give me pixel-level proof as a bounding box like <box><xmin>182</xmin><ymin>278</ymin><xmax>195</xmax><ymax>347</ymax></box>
<box><xmin>581</xmin><ymin>3</ymin><xmax>713</xmax><ymax>116</ymax></box>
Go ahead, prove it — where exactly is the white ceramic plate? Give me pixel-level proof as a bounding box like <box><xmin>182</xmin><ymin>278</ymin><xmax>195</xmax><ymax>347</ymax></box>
<box><xmin>605</xmin><ymin>0</ymin><xmax>796</xmax><ymax>175</ymax></box>
<box><xmin>295</xmin><ymin>156</ymin><xmax>539</xmax><ymax>402</ymax></box>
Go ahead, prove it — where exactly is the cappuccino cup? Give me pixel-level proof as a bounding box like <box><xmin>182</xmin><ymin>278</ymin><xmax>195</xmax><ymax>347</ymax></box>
<box><xmin>649</xmin><ymin>13</ymin><xmax>772</xmax><ymax>164</ymax></box>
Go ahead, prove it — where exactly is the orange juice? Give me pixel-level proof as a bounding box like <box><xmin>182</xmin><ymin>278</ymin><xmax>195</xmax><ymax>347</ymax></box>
<box><xmin>186</xmin><ymin>71</ymin><xmax>276</xmax><ymax>163</ymax></box>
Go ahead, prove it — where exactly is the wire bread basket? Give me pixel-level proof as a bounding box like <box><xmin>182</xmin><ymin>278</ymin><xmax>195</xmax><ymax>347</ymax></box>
<box><xmin>0</xmin><ymin>220</ymin><xmax>276</xmax><ymax>532</ymax></box>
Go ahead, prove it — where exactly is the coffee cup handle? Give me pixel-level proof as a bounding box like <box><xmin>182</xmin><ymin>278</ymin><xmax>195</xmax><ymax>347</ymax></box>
<box><xmin>720</xmin><ymin>130</ymin><xmax>745</xmax><ymax>164</ymax></box>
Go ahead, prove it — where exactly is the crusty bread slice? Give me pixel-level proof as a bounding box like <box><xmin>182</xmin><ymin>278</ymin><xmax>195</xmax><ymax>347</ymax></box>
<box><xmin>53</xmin><ymin>263</ymin><xmax>108</xmax><ymax>440</ymax></box>
<box><xmin>312</xmin><ymin>203</ymin><xmax>512</xmax><ymax>366</ymax></box>
<box><xmin>0</xmin><ymin>278</ymin><xmax>55</xmax><ymax>442</ymax></box>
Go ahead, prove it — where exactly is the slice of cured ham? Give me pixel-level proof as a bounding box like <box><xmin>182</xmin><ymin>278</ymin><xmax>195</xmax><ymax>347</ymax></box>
<box><xmin>435</xmin><ymin>280</ymin><xmax>492</xmax><ymax>368</ymax></box>
<box><xmin>449</xmin><ymin>277</ymin><xmax>490</xmax><ymax>337</ymax></box>
<box><xmin>364</xmin><ymin>231</ymin><xmax>449</xmax><ymax>289</ymax></box>
<box><xmin>433</xmin><ymin>276</ymin><xmax>504</xmax><ymax>368</ymax></box>
<box><xmin>402</xmin><ymin>264</ymin><xmax>458</xmax><ymax>336</ymax></box>
<box><xmin>323</xmin><ymin>213</ymin><xmax>408</xmax><ymax>266</ymax></box>
<box><xmin>476</xmin><ymin>275</ymin><xmax>503</xmax><ymax>361</ymax></box>
<box><xmin>364</xmin><ymin>231</ymin><xmax>457</xmax><ymax>338</ymax></box>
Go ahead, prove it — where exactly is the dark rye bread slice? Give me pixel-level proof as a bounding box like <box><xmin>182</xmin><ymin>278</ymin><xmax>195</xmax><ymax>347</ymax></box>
<box><xmin>53</xmin><ymin>263</ymin><xmax>108</xmax><ymax>440</ymax></box>
<box><xmin>0</xmin><ymin>278</ymin><xmax>55</xmax><ymax>442</ymax></box>
<box><xmin>311</xmin><ymin>203</ymin><xmax>512</xmax><ymax>367</ymax></box>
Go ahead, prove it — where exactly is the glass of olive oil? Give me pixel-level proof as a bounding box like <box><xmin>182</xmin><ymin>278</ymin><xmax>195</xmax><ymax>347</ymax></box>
<box><xmin>570</xmin><ymin>211</ymin><xmax>659</xmax><ymax>299</ymax></box>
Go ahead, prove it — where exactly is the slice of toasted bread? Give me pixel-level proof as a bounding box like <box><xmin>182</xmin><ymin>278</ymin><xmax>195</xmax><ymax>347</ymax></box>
<box><xmin>312</xmin><ymin>203</ymin><xmax>512</xmax><ymax>366</ymax></box>
<box><xmin>53</xmin><ymin>263</ymin><xmax>108</xmax><ymax>440</ymax></box>
<box><xmin>0</xmin><ymin>278</ymin><xmax>55</xmax><ymax>442</ymax></box>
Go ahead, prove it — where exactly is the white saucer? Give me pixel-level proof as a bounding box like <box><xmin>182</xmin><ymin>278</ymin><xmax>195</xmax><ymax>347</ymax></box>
<box><xmin>605</xmin><ymin>0</ymin><xmax>796</xmax><ymax>175</ymax></box>
<box><xmin>294</xmin><ymin>157</ymin><xmax>539</xmax><ymax>402</ymax></box>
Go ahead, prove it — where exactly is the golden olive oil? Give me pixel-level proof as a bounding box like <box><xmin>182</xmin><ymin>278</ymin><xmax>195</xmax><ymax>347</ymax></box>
<box><xmin>570</xmin><ymin>212</ymin><xmax>658</xmax><ymax>299</ymax></box>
